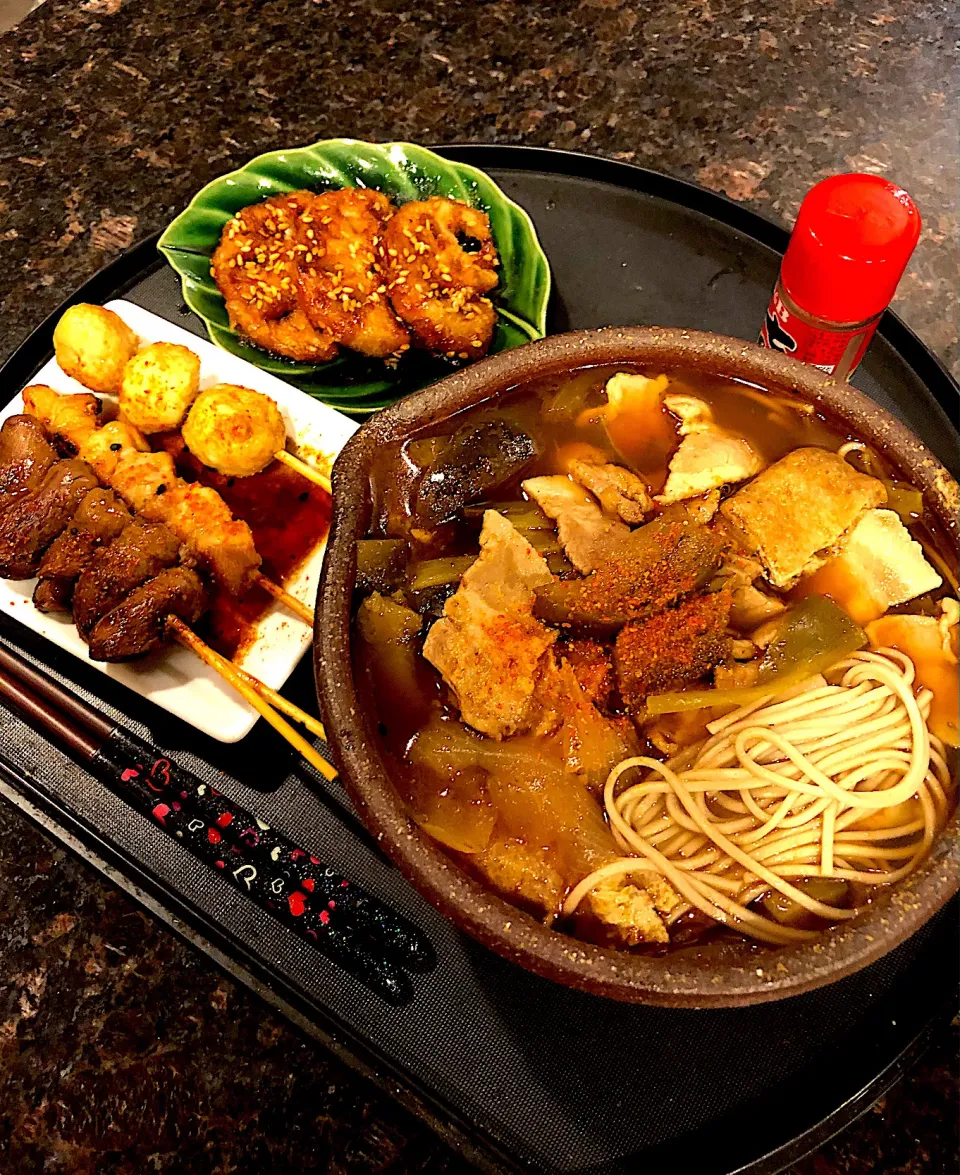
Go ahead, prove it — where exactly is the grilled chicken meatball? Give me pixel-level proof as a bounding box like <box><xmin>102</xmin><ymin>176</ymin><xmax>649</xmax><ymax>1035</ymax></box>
<box><xmin>119</xmin><ymin>342</ymin><xmax>201</xmax><ymax>434</ymax></box>
<box><xmin>52</xmin><ymin>304</ymin><xmax>139</xmax><ymax>395</ymax></box>
<box><xmin>87</xmin><ymin>566</ymin><xmax>206</xmax><ymax>661</ymax></box>
<box><xmin>0</xmin><ymin>459</ymin><xmax>100</xmax><ymax>579</ymax></box>
<box><xmin>0</xmin><ymin>415</ymin><xmax>58</xmax><ymax>514</ymax></box>
<box><xmin>182</xmin><ymin>384</ymin><xmax>286</xmax><ymax>478</ymax></box>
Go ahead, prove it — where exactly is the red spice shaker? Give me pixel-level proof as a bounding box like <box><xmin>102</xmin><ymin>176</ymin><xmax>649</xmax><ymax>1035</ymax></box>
<box><xmin>759</xmin><ymin>173</ymin><xmax>921</xmax><ymax>380</ymax></box>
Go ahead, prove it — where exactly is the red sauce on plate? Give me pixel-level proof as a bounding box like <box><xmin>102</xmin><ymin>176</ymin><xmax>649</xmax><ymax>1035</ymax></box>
<box><xmin>158</xmin><ymin>434</ymin><xmax>332</xmax><ymax>660</ymax></box>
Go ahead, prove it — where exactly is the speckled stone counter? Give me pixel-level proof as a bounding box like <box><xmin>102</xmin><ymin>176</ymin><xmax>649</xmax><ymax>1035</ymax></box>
<box><xmin>0</xmin><ymin>1</ymin><xmax>956</xmax><ymax>1171</ymax></box>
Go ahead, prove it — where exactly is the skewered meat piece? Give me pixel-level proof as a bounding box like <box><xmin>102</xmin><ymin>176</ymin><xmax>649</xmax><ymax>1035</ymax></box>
<box><xmin>22</xmin><ymin>388</ymin><xmax>262</xmax><ymax>597</ymax></box>
<box><xmin>34</xmin><ymin>487</ymin><xmax>132</xmax><ymax>613</ymax></box>
<box><xmin>0</xmin><ymin>415</ymin><xmax>58</xmax><ymax>513</ymax></box>
<box><xmin>78</xmin><ymin>420</ymin><xmax>150</xmax><ymax>481</ymax></box>
<box><xmin>87</xmin><ymin>566</ymin><xmax>206</xmax><ymax>661</ymax></box>
<box><xmin>109</xmin><ymin>448</ymin><xmax>261</xmax><ymax>596</ymax></box>
<box><xmin>21</xmin><ymin>385</ymin><xmax>99</xmax><ymax>456</ymax></box>
<box><xmin>0</xmin><ymin>459</ymin><xmax>100</xmax><ymax>579</ymax></box>
<box><xmin>73</xmin><ymin>518</ymin><xmax>182</xmax><ymax>636</ymax></box>
<box><xmin>21</xmin><ymin>385</ymin><xmax>151</xmax><ymax>478</ymax></box>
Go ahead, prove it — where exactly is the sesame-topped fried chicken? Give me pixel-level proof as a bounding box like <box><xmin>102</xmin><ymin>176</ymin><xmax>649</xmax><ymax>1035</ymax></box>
<box><xmin>211</xmin><ymin>192</ymin><xmax>338</xmax><ymax>363</ymax></box>
<box><xmin>298</xmin><ymin>188</ymin><xmax>411</xmax><ymax>359</ymax></box>
<box><xmin>379</xmin><ymin>197</ymin><xmax>499</xmax><ymax>361</ymax></box>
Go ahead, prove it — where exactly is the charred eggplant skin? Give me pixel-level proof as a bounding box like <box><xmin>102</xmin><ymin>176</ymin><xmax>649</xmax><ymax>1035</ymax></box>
<box><xmin>413</xmin><ymin>420</ymin><xmax>538</xmax><ymax>525</ymax></box>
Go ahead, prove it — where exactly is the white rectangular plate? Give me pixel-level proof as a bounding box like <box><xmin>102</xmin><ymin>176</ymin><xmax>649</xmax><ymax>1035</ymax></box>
<box><xmin>0</xmin><ymin>300</ymin><xmax>357</xmax><ymax>742</ymax></box>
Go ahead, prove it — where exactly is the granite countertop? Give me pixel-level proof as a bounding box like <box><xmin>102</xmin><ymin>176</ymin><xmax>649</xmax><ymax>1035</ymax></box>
<box><xmin>0</xmin><ymin>0</ymin><xmax>956</xmax><ymax>1171</ymax></box>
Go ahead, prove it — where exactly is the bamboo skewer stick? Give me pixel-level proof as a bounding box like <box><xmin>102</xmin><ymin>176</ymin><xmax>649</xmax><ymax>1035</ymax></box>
<box><xmin>167</xmin><ymin>617</ymin><xmax>338</xmax><ymax>784</ymax></box>
<box><xmin>254</xmin><ymin>572</ymin><xmax>315</xmax><ymax>625</ymax></box>
<box><xmin>168</xmin><ymin>617</ymin><xmax>328</xmax><ymax>741</ymax></box>
<box><xmin>273</xmin><ymin>449</ymin><xmax>332</xmax><ymax>495</ymax></box>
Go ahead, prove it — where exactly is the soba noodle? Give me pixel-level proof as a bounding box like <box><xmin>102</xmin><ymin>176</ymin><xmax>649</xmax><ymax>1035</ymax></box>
<box><xmin>564</xmin><ymin>649</ymin><xmax>954</xmax><ymax>945</ymax></box>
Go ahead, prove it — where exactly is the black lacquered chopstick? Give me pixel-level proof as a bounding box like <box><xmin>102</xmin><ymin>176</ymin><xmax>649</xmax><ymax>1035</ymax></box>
<box><xmin>0</xmin><ymin>642</ymin><xmax>434</xmax><ymax>1004</ymax></box>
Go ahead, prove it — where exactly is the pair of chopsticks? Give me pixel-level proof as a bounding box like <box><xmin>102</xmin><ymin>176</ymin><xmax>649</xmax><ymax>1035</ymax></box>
<box><xmin>0</xmin><ymin>641</ymin><xmax>433</xmax><ymax>1004</ymax></box>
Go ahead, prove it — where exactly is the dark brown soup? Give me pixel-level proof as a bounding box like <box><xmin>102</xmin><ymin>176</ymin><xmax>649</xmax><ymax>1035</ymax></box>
<box><xmin>354</xmin><ymin>365</ymin><xmax>958</xmax><ymax>952</ymax></box>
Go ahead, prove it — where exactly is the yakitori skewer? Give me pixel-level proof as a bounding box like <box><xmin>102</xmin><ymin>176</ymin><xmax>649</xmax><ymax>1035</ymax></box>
<box><xmin>21</xmin><ymin>384</ymin><xmax>315</xmax><ymax>626</ymax></box>
<box><xmin>167</xmin><ymin>615</ymin><xmax>327</xmax><ymax>741</ymax></box>
<box><xmin>253</xmin><ymin>571</ymin><xmax>315</xmax><ymax>625</ymax></box>
<box><xmin>272</xmin><ymin>448</ymin><xmax>332</xmax><ymax>495</ymax></box>
<box><xmin>168</xmin><ymin>617</ymin><xmax>335</xmax><ymax>781</ymax></box>
<box><xmin>53</xmin><ymin>304</ymin><xmax>334</xmax><ymax>565</ymax></box>
<box><xmin>0</xmin><ymin>412</ymin><xmax>323</xmax><ymax>753</ymax></box>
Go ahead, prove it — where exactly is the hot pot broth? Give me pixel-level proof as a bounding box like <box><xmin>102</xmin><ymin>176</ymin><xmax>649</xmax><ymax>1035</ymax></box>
<box><xmin>355</xmin><ymin>365</ymin><xmax>958</xmax><ymax>950</ymax></box>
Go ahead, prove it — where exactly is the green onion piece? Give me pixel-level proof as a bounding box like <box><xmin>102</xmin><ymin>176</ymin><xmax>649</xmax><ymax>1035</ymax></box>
<box><xmin>462</xmin><ymin>501</ymin><xmax>553</xmax><ymax>529</ymax></box>
<box><xmin>356</xmin><ymin>539</ymin><xmax>407</xmax><ymax>591</ymax></box>
<box><xmin>542</xmin><ymin>369</ymin><xmax>602</xmax><ymax>419</ymax></box>
<box><xmin>546</xmin><ymin>550</ymin><xmax>573</xmax><ymax>576</ymax></box>
<box><xmin>407</xmin><ymin>554</ymin><xmax>477</xmax><ymax>591</ymax></box>
<box><xmin>520</xmin><ymin>530</ymin><xmax>562</xmax><ymax>555</ymax></box>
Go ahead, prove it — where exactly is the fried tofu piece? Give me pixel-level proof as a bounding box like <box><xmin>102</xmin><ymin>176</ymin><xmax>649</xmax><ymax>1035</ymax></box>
<box><xmin>522</xmin><ymin>474</ymin><xmax>628</xmax><ymax>573</ymax></box>
<box><xmin>471</xmin><ymin>835</ymin><xmax>566</xmax><ymax>919</ymax></box>
<box><xmin>658</xmin><ymin>394</ymin><xmax>763</xmax><ymax>504</ymax></box>
<box><xmin>585</xmin><ymin>879</ymin><xmax>671</xmax><ymax>946</ymax></box>
<box><xmin>423</xmin><ymin>511</ymin><xmax>556</xmax><ymax>738</ymax></box>
<box><xmin>796</xmin><ymin>508</ymin><xmax>942</xmax><ymax>623</ymax></box>
<box><xmin>567</xmin><ymin>459</ymin><xmax>654</xmax><ymax>523</ymax></box>
<box><xmin>615</xmin><ymin>589</ymin><xmax>732</xmax><ymax>706</ymax></box>
<box><xmin>720</xmin><ymin>447</ymin><xmax>887</xmax><ymax>589</ymax></box>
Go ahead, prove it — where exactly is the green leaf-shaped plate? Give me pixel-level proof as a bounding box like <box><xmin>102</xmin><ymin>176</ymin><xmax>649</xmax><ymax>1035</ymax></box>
<box><xmin>158</xmin><ymin>139</ymin><xmax>551</xmax><ymax>417</ymax></box>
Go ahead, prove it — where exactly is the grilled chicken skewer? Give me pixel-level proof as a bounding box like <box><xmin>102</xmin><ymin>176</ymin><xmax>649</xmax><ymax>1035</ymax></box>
<box><xmin>0</xmin><ymin>414</ymin><xmax>327</xmax><ymax>753</ymax></box>
<box><xmin>20</xmin><ymin>385</ymin><xmax>313</xmax><ymax>623</ymax></box>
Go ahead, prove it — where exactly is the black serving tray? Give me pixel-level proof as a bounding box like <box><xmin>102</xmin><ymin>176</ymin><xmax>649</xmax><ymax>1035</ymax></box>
<box><xmin>0</xmin><ymin>146</ymin><xmax>956</xmax><ymax>1175</ymax></box>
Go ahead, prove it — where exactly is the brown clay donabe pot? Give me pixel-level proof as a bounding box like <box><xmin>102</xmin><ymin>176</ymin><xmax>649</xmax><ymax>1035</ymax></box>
<box><xmin>314</xmin><ymin>327</ymin><xmax>959</xmax><ymax>1007</ymax></box>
